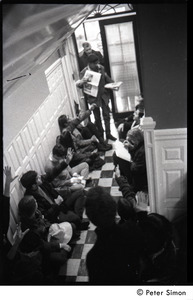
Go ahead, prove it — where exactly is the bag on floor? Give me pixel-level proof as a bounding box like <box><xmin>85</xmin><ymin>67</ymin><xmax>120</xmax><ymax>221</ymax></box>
<box><xmin>47</xmin><ymin>222</ymin><xmax>73</xmax><ymax>244</ymax></box>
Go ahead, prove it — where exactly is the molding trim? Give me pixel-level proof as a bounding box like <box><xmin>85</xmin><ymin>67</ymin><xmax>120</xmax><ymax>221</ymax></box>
<box><xmin>141</xmin><ymin>117</ymin><xmax>158</xmax><ymax>212</ymax></box>
<box><xmin>141</xmin><ymin>117</ymin><xmax>187</xmax><ymax>219</ymax></box>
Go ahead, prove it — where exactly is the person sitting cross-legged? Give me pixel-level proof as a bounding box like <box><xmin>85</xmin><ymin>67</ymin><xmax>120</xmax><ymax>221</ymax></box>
<box><xmin>58</xmin><ymin>106</ymin><xmax>112</xmax><ymax>153</ymax></box>
<box><xmin>56</xmin><ymin>131</ymin><xmax>105</xmax><ymax>171</ymax></box>
<box><xmin>44</xmin><ymin>144</ymin><xmax>90</xmax><ymax>194</ymax></box>
<box><xmin>20</xmin><ymin>170</ymin><xmax>89</xmax><ymax>231</ymax></box>
<box><xmin>18</xmin><ymin>195</ymin><xmax>74</xmax><ymax>282</ymax></box>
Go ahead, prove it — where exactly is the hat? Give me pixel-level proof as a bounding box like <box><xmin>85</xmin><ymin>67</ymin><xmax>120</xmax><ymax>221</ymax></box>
<box><xmin>20</xmin><ymin>171</ymin><xmax>37</xmax><ymax>189</ymax></box>
<box><xmin>88</xmin><ymin>54</ymin><xmax>99</xmax><ymax>63</ymax></box>
<box><xmin>47</xmin><ymin>222</ymin><xmax>73</xmax><ymax>244</ymax></box>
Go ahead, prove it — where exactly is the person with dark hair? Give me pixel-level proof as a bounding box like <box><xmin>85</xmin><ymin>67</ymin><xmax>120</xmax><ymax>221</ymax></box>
<box><xmin>113</xmin><ymin>128</ymin><xmax>148</xmax><ymax>193</ymax></box>
<box><xmin>58</xmin><ymin>114</ymin><xmax>99</xmax><ymax>153</ymax></box>
<box><xmin>58</xmin><ymin>106</ymin><xmax>112</xmax><ymax>153</ymax></box>
<box><xmin>115</xmin><ymin>169</ymin><xmax>177</xmax><ymax>284</ymax></box>
<box><xmin>85</xmin><ymin>186</ymin><xmax>145</xmax><ymax>284</ymax></box>
<box><xmin>18</xmin><ymin>195</ymin><xmax>73</xmax><ymax>281</ymax></box>
<box><xmin>56</xmin><ymin>131</ymin><xmax>105</xmax><ymax>171</ymax></box>
<box><xmin>79</xmin><ymin>41</ymin><xmax>104</xmax><ymax>71</ymax></box>
<box><xmin>117</xmin><ymin>102</ymin><xmax>145</xmax><ymax>140</ymax></box>
<box><xmin>58</xmin><ymin>104</ymin><xmax>95</xmax><ymax>136</ymax></box>
<box><xmin>76</xmin><ymin>54</ymin><xmax>118</xmax><ymax>141</ymax></box>
<box><xmin>20</xmin><ymin>170</ymin><xmax>89</xmax><ymax>231</ymax></box>
<box><xmin>44</xmin><ymin>144</ymin><xmax>90</xmax><ymax>194</ymax></box>
<box><xmin>1</xmin><ymin>167</ymin><xmax>44</xmax><ymax>285</ymax></box>
<box><xmin>138</xmin><ymin>213</ymin><xmax>177</xmax><ymax>284</ymax></box>
<box><xmin>1</xmin><ymin>166</ymin><xmax>26</xmax><ymax>284</ymax></box>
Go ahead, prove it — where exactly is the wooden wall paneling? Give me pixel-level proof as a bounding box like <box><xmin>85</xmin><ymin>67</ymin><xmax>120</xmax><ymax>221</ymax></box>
<box><xmin>4</xmin><ymin>57</ymin><xmax>79</xmax><ymax>242</ymax></box>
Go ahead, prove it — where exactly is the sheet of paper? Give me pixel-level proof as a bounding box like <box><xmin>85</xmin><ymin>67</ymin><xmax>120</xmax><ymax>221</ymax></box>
<box><xmin>114</xmin><ymin>140</ymin><xmax>131</xmax><ymax>162</ymax></box>
<box><xmin>104</xmin><ymin>81</ymin><xmax>123</xmax><ymax>89</ymax></box>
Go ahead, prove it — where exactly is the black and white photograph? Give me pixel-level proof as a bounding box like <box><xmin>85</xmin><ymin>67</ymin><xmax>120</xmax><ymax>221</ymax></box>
<box><xmin>1</xmin><ymin>1</ymin><xmax>189</xmax><ymax>298</ymax></box>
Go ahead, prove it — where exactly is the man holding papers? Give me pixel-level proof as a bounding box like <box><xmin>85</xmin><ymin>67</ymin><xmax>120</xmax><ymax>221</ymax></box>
<box><xmin>76</xmin><ymin>54</ymin><xmax>118</xmax><ymax>141</ymax></box>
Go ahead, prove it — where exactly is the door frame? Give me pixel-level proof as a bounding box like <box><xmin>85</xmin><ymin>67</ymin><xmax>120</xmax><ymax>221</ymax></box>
<box><xmin>99</xmin><ymin>15</ymin><xmax>143</xmax><ymax>120</ymax></box>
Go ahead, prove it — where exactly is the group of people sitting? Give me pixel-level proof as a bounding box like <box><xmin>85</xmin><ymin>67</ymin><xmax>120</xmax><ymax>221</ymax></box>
<box><xmin>1</xmin><ymin>99</ymin><xmax>182</xmax><ymax>285</ymax></box>
<box><xmin>1</xmin><ymin>103</ymin><xmax>114</xmax><ymax>284</ymax></box>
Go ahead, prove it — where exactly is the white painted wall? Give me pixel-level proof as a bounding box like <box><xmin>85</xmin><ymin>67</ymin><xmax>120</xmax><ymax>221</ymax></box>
<box><xmin>3</xmin><ymin>40</ymin><xmax>80</xmax><ymax>244</ymax></box>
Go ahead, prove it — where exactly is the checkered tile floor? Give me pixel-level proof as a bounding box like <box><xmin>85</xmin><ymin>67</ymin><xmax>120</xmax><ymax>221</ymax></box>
<box><xmin>58</xmin><ymin>118</ymin><xmax>122</xmax><ymax>283</ymax></box>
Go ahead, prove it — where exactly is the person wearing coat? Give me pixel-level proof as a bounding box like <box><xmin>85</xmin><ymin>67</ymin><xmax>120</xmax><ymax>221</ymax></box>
<box><xmin>20</xmin><ymin>170</ymin><xmax>89</xmax><ymax>230</ymax></box>
<box><xmin>76</xmin><ymin>54</ymin><xmax>117</xmax><ymax>141</ymax></box>
<box><xmin>79</xmin><ymin>41</ymin><xmax>104</xmax><ymax>71</ymax></box>
<box><xmin>113</xmin><ymin>128</ymin><xmax>148</xmax><ymax>193</ymax></box>
<box><xmin>85</xmin><ymin>186</ymin><xmax>145</xmax><ymax>284</ymax></box>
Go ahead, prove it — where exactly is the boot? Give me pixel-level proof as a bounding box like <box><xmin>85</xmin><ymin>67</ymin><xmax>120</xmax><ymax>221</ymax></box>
<box><xmin>98</xmin><ymin>143</ymin><xmax>112</xmax><ymax>151</ymax></box>
<box><xmin>106</xmin><ymin>133</ymin><xmax>117</xmax><ymax>141</ymax></box>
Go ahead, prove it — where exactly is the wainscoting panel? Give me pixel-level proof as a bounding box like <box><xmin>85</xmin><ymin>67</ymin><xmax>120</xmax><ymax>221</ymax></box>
<box><xmin>154</xmin><ymin>128</ymin><xmax>187</xmax><ymax>221</ymax></box>
<box><xmin>142</xmin><ymin>118</ymin><xmax>187</xmax><ymax>222</ymax></box>
<box><xmin>4</xmin><ymin>57</ymin><xmax>78</xmax><ymax>244</ymax></box>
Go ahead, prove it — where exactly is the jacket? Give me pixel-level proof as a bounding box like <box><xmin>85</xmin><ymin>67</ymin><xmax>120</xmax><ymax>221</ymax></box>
<box><xmin>19</xmin><ymin>210</ymin><xmax>60</xmax><ymax>254</ymax></box>
<box><xmin>25</xmin><ymin>181</ymin><xmax>68</xmax><ymax>223</ymax></box>
<box><xmin>116</xmin><ymin>141</ymin><xmax>148</xmax><ymax>193</ymax></box>
<box><xmin>62</xmin><ymin>109</ymin><xmax>96</xmax><ymax>150</ymax></box>
<box><xmin>86</xmin><ymin>221</ymin><xmax>145</xmax><ymax>284</ymax></box>
<box><xmin>79</xmin><ymin>65</ymin><xmax>113</xmax><ymax>107</ymax></box>
<box><xmin>79</xmin><ymin>49</ymin><xmax>104</xmax><ymax>71</ymax></box>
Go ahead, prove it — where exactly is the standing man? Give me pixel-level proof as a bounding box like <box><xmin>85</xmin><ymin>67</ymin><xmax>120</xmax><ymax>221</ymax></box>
<box><xmin>76</xmin><ymin>54</ymin><xmax>117</xmax><ymax>141</ymax></box>
<box><xmin>79</xmin><ymin>41</ymin><xmax>104</xmax><ymax>71</ymax></box>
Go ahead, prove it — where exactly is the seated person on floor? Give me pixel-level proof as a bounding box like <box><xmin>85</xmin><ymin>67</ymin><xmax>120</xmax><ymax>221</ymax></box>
<box><xmin>85</xmin><ymin>186</ymin><xmax>145</xmax><ymax>285</ymax></box>
<box><xmin>18</xmin><ymin>195</ymin><xmax>73</xmax><ymax>281</ymax></box>
<box><xmin>58</xmin><ymin>106</ymin><xmax>112</xmax><ymax>153</ymax></box>
<box><xmin>117</xmin><ymin>194</ymin><xmax>177</xmax><ymax>284</ymax></box>
<box><xmin>1</xmin><ymin>166</ymin><xmax>34</xmax><ymax>284</ymax></box>
<box><xmin>117</xmin><ymin>101</ymin><xmax>144</xmax><ymax>141</ymax></box>
<box><xmin>20</xmin><ymin>170</ymin><xmax>89</xmax><ymax>231</ymax></box>
<box><xmin>113</xmin><ymin>128</ymin><xmax>148</xmax><ymax>193</ymax></box>
<box><xmin>77</xmin><ymin>119</ymin><xmax>112</xmax><ymax>151</ymax></box>
<box><xmin>56</xmin><ymin>131</ymin><xmax>105</xmax><ymax>171</ymax></box>
<box><xmin>45</xmin><ymin>144</ymin><xmax>90</xmax><ymax>194</ymax></box>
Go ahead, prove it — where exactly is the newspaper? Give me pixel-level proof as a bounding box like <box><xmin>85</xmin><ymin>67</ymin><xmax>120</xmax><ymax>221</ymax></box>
<box><xmin>83</xmin><ymin>70</ymin><xmax>101</xmax><ymax>97</ymax></box>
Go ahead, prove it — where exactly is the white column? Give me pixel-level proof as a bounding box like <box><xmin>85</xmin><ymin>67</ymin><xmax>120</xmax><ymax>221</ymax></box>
<box><xmin>140</xmin><ymin>117</ymin><xmax>158</xmax><ymax>212</ymax></box>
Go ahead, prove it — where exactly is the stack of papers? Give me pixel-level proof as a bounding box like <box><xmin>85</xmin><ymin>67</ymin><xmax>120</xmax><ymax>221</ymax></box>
<box><xmin>104</xmin><ymin>81</ymin><xmax>123</xmax><ymax>90</ymax></box>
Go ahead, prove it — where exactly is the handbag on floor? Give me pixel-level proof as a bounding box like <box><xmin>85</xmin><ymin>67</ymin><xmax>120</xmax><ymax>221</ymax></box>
<box><xmin>47</xmin><ymin>222</ymin><xmax>73</xmax><ymax>245</ymax></box>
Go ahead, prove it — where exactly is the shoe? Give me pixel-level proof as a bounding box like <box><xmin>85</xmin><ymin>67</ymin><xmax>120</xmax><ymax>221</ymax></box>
<box><xmin>90</xmin><ymin>152</ymin><xmax>99</xmax><ymax>160</ymax></box>
<box><xmin>85</xmin><ymin>178</ymin><xmax>93</xmax><ymax>187</ymax></box>
<box><xmin>106</xmin><ymin>134</ymin><xmax>117</xmax><ymax>141</ymax></box>
<box><xmin>80</xmin><ymin>220</ymin><xmax>90</xmax><ymax>230</ymax></box>
<box><xmin>98</xmin><ymin>143</ymin><xmax>112</xmax><ymax>151</ymax></box>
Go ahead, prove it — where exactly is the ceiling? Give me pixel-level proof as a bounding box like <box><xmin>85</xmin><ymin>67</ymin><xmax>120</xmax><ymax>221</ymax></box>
<box><xmin>3</xmin><ymin>4</ymin><xmax>97</xmax><ymax>97</ymax></box>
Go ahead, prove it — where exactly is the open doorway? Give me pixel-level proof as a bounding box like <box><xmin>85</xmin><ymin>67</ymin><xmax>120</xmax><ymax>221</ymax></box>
<box><xmin>74</xmin><ymin>4</ymin><xmax>143</xmax><ymax>121</ymax></box>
